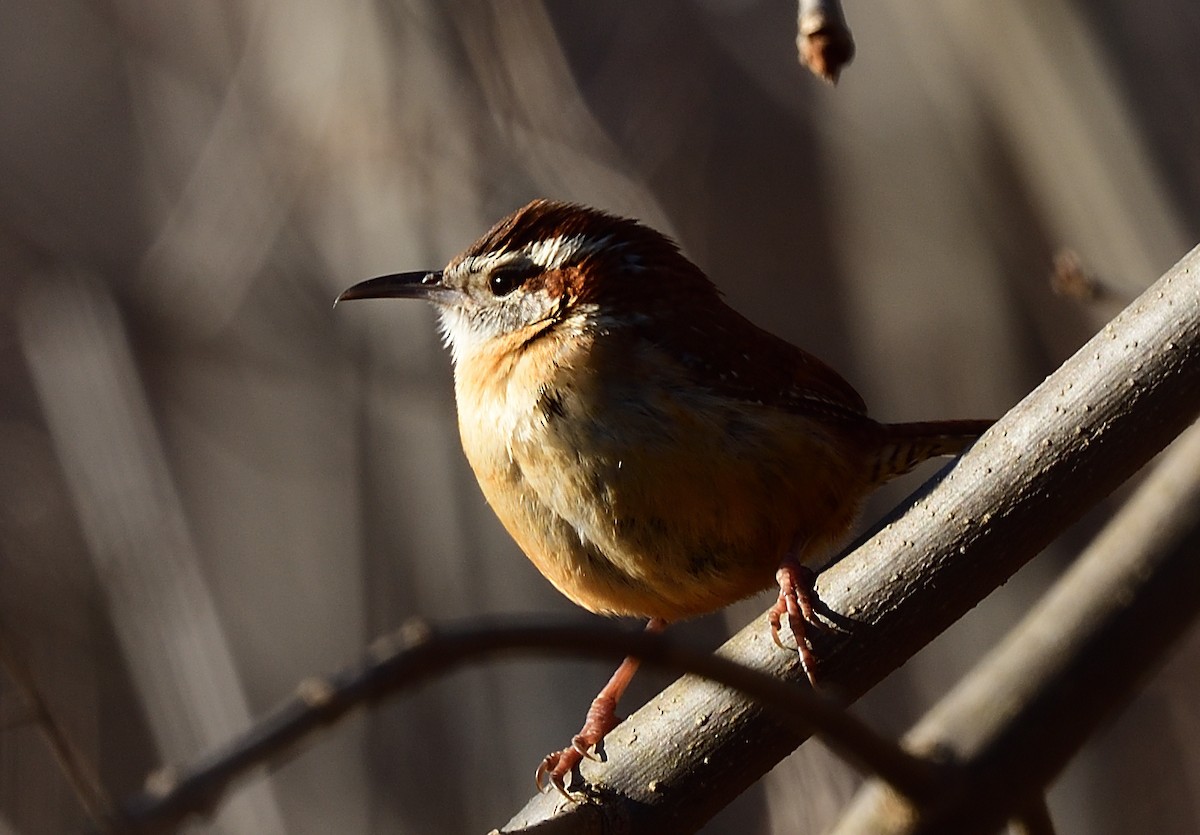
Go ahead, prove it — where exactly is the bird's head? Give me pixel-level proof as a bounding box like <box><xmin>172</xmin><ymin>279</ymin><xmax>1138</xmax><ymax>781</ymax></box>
<box><xmin>336</xmin><ymin>199</ymin><xmax>718</xmax><ymax>364</ymax></box>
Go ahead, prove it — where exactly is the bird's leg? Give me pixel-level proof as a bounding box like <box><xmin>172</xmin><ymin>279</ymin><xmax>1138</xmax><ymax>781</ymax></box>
<box><xmin>768</xmin><ymin>549</ymin><xmax>820</xmax><ymax>687</ymax></box>
<box><xmin>536</xmin><ymin>618</ymin><xmax>667</xmax><ymax>798</ymax></box>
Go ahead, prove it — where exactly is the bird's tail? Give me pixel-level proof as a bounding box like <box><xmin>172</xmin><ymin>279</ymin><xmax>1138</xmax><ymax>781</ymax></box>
<box><xmin>870</xmin><ymin>419</ymin><xmax>993</xmax><ymax>484</ymax></box>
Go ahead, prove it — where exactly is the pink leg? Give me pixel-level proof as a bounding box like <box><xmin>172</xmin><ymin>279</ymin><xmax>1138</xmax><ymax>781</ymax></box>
<box><xmin>536</xmin><ymin>618</ymin><xmax>667</xmax><ymax>798</ymax></box>
<box><xmin>767</xmin><ymin>554</ymin><xmax>820</xmax><ymax>687</ymax></box>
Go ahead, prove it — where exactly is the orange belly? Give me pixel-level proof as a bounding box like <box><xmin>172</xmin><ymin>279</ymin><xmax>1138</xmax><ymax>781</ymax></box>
<box><xmin>454</xmin><ymin>326</ymin><xmax>874</xmax><ymax>621</ymax></box>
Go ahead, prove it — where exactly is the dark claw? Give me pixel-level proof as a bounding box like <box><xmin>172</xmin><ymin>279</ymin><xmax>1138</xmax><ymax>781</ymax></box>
<box><xmin>768</xmin><ymin>610</ymin><xmax>792</xmax><ymax>650</ymax></box>
<box><xmin>572</xmin><ymin>736</ymin><xmax>601</xmax><ymax>762</ymax></box>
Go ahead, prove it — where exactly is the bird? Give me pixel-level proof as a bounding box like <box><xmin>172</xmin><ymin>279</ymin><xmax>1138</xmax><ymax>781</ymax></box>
<box><xmin>336</xmin><ymin>199</ymin><xmax>991</xmax><ymax>797</ymax></box>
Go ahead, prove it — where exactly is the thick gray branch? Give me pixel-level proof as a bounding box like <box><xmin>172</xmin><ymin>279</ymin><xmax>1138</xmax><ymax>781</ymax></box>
<box><xmin>830</xmin><ymin>415</ymin><xmax>1200</xmax><ymax>834</ymax></box>
<box><xmin>502</xmin><ymin>244</ymin><xmax>1200</xmax><ymax>832</ymax></box>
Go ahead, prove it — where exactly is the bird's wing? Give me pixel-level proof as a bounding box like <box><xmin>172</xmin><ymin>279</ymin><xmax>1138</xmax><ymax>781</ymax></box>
<box><xmin>635</xmin><ymin>304</ymin><xmax>872</xmax><ymax>425</ymax></box>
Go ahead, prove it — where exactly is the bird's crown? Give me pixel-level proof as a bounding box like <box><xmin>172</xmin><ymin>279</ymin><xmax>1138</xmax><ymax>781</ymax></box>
<box><xmin>446</xmin><ymin>199</ymin><xmax>712</xmax><ymax>299</ymax></box>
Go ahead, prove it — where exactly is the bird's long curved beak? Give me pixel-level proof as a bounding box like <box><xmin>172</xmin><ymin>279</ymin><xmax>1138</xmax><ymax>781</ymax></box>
<box><xmin>334</xmin><ymin>270</ymin><xmax>447</xmax><ymax>306</ymax></box>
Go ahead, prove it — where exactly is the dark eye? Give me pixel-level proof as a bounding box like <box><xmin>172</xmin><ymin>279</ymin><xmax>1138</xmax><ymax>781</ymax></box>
<box><xmin>488</xmin><ymin>264</ymin><xmax>538</xmax><ymax>297</ymax></box>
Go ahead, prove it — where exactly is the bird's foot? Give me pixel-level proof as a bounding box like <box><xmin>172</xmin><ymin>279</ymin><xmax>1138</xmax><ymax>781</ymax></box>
<box><xmin>768</xmin><ymin>561</ymin><xmax>820</xmax><ymax>686</ymax></box>
<box><xmin>535</xmin><ymin>693</ymin><xmax>621</xmax><ymax>799</ymax></box>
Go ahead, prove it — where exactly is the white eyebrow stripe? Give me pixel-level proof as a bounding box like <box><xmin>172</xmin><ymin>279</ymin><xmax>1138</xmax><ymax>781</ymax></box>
<box><xmin>524</xmin><ymin>234</ymin><xmax>612</xmax><ymax>270</ymax></box>
<box><xmin>454</xmin><ymin>234</ymin><xmax>612</xmax><ymax>279</ymax></box>
<box><xmin>456</xmin><ymin>251</ymin><xmax>509</xmax><ymax>277</ymax></box>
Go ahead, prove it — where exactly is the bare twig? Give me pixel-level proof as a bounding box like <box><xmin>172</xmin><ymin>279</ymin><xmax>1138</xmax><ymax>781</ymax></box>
<box><xmin>0</xmin><ymin>628</ymin><xmax>115</xmax><ymax>829</ymax></box>
<box><xmin>112</xmin><ymin>619</ymin><xmax>938</xmax><ymax>834</ymax></box>
<box><xmin>797</xmin><ymin>0</ymin><xmax>856</xmax><ymax>83</ymax></box>
<box><xmin>829</xmin><ymin>415</ymin><xmax>1200</xmax><ymax>834</ymax></box>
<box><xmin>502</xmin><ymin>244</ymin><xmax>1200</xmax><ymax>831</ymax></box>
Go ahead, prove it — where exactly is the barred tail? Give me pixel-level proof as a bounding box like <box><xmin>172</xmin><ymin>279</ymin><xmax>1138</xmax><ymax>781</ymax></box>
<box><xmin>870</xmin><ymin>419</ymin><xmax>993</xmax><ymax>484</ymax></box>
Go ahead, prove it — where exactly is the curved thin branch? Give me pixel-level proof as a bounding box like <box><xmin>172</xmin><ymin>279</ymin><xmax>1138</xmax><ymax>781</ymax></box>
<box><xmin>503</xmin><ymin>245</ymin><xmax>1200</xmax><ymax>831</ymax></box>
<box><xmin>111</xmin><ymin>621</ymin><xmax>935</xmax><ymax>834</ymax></box>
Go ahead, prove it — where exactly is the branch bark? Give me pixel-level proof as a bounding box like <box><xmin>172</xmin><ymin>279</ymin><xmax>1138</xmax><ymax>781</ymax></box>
<box><xmin>502</xmin><ymin>243</ymin><xmax>1200</xmax><ymax>831</ymax></box>
<box><xmin>829</xmin><ymin>415</ymin><xmax>1200</xmax><ymax>834</ymax></box>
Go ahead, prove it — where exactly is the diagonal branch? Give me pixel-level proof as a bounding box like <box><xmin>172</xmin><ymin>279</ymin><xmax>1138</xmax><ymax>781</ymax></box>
<box><xmin>502</xmin><ymin>243</ymin><xmax>1200</xmax><ymax>831</ymax></box>
<box><xmin>830</xmin><ymin>415</ymin><xmax>1200</xmax><ymax>834</ymax></box>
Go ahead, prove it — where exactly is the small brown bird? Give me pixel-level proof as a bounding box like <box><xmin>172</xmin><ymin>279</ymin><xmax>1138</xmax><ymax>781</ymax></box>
<box><xmin>338</xmin><ymin>200</ymin><xmax>990</xmax><ymax>796</ymax></box>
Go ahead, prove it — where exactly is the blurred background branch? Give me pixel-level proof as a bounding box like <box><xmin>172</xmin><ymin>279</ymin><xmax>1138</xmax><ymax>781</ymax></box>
<box><xmin>18</xmin><ymin>273</ymin><xmax>286</xmax><ymax>834</ymax></box>
<box><xmin>0</xmin><ymin>627</ymin><xmax>114</xmax><ymax>828</ymax></box>
<box><xmin>2</xmin><ymin>1</ymin><xmax>1198</xmax><ymax>833</ymax></box>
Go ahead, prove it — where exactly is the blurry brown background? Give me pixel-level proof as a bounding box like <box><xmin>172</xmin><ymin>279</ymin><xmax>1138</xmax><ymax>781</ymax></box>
<box><xmin>1</xmin><ymin>1</ymin><xmax>1198</xmax><ymax>833</ymax></box>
